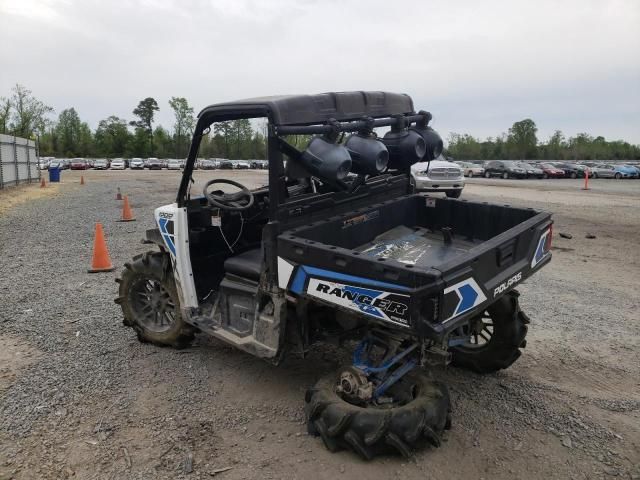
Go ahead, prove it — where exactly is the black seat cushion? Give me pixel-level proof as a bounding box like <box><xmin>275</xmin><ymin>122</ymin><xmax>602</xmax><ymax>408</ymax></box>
<box><xmin>223</xmin><ymin>248</ymin><xmax>262</xmax><ymax>281</ymax></box>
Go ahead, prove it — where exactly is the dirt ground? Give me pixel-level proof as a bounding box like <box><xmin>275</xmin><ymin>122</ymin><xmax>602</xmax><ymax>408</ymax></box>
<box><xmin>0</xmin><ymin>170</ymin><xmax>638</xmax><ymax>480</ymax></box>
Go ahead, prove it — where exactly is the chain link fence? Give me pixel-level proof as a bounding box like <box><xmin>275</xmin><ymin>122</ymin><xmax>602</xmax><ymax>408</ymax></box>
<box><xmin>0</xmin><ymin>134</ymin><xmax>40</xmax><ymax>189</ymax></box>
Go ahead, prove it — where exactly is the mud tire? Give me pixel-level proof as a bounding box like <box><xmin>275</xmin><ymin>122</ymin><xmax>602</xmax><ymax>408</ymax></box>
<box><xmin>450</xmin><ymin>290</ymin><xmax>529</xmax><ymax>373</ymax></box>
<box><xmin>115</xmin><ymin>251</ymin><xmax>194</xmax><ymax>348</ymax></box>
<box><xmin>305</xmin><ymin>372</ymin><xmax>451</xmax><ymax>459</ymax></box>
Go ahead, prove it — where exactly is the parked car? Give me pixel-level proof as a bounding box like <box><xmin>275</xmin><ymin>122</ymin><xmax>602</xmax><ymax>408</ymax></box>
<box><xmin>93</xmin><ymin>159</ymin><xmax>109</xmax><ymax>170</ymax></box>
<box><xmin>219</xmin><ymin>160</ymin><xmax>234</xmax><ymax>170</ymax></box>
<box><xmin>457</xmin><ymin>162</ymin><xmax>485</xmax><ymax>177</ymax></box>
<box><xmin>516</xmin><ymin>162</ymin><xmax>544</xmax><ymax>179</ymax></box>
<box><xmin>199</xmin><ymin>159</ymin><xmax>216</xmax><ymax>170</ymax></box>
<box><xmin>130</xmin><ymin>158</ymin><xmax>144</xmax><ymax>169</ymax></box>
<box><xmin>623</xmin><ymin>164</ymin><xmax>640</xmax><ymax>178</ymax></box>
<box><xmin>235</xmin><ymin>161</ymin><xmax>251</xmax><ymax>170</ymax></box>
<box><xmin>59</xmin><ymin>159</ymin><xmax>70</xmax><ymax>170</ymax></box>
<box><xmin>483</xmin><ymin>160</ymin><xmax>527</xmax><ymax>179</ymax></box>
<box><xmin>167</xmin><ymin>159</ymin><xmax>181</xmax><ymax>170</ymax></box>
<box><xmin>538</xmin><ymin>163</ymin><xmax>565</xmax><ymax>178</ymax></box>
<box><xmin>592</xmin><ymin>164</ymin><xmax>637</xmax><ymax>179</ymax></box>
<box><xmin>552</xmin><ymin>162</ymin><xmax>589</xmax><ymax>179</ymax></box>
<box><xmin>110</xmin><ymin>158</ymin><xmax>126</xmax><ymax>170</ymax></box>
<box><xmin>147</xmin><ymin>158</ymin><xmax>164</xmax><ymax>170</ymax></box>
<box><xmin>410</xmin><ymin>158</ymin><xmax>465</xmax><ymax>198</ymax></box>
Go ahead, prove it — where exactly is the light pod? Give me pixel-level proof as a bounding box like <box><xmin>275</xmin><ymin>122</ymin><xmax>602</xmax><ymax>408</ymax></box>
<box><xmin>344</xmin><ymin>134</ymin><xmax>389</xmax><ymax>175</ymax></box>
<box><xmin>299</xmin><ymin>136</ymin><xmax>352</xmax><ymax>184</ymax></box>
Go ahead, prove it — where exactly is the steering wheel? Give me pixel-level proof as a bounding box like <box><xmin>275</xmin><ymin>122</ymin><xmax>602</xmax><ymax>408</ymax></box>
<box><xmin>203</xmin><ymin>179</ymin><xmax>254</xmax><ymax>211</ymax></box>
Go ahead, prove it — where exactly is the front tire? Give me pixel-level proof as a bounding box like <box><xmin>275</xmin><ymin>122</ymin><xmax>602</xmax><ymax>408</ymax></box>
<box><xmin>571</xmin><ymin>172</ymin><xmax>577</xmax><ymax>179</ymax></box>
<box><xmin>115</xmin><ymin>251</ymin><xmax>194</xmax><ymax>348</ymax></box>
<box><xmin>502</xmin><ymin>172</ymin><xmax>509</xmax><ymax>179</ymax></box>
<box><xmin>450</xmin><ymin>290</ymin><xmax>529</xmax><ymax>374</ymax></box>
<box><xmin>485</xmin><ymin>171</ymin><xmax>491</xmax><ymax>178</ymax></box>
<box><xmin>305</xmin><ymin>372</ymin><xmax>451</xmax><ymax>459</ymax></box>
<box><xmin>615</xmin><ymin>172</ymin><xmax>622</xmax><ymax>179</ymax></box>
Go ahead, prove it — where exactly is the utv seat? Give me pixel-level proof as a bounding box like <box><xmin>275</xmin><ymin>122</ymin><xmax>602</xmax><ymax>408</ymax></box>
<box><xmin>223</xmin><ymin>248</ymin><xmax>262</xmax><ymax>281</ymax></box>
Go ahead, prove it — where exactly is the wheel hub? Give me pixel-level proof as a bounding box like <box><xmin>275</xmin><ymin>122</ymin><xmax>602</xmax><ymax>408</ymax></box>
<box><xmin>335</xmin><ymin>367</ymin><xmax>373</xmax><ymax>404</ymax></box>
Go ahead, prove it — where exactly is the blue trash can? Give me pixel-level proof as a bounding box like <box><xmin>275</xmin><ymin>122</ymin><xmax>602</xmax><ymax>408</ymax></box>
<box><xmin>49</xmin><ymin>167</ymin><xmax>61</xmax><ymax>183</ymax></box>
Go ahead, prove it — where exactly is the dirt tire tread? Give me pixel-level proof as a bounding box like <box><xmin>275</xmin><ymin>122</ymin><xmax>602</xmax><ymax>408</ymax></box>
<box><xmin>305</xmin><ymin>372</ymin><xmax>450</xmax><ymax>459</ymax></box>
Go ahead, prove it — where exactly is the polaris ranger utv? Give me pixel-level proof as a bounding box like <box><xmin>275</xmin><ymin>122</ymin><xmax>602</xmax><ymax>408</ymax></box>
<box><xmin>116</xmin><ymin>91</ymin><xmax>552</xmax><ymax>459</ymax></box>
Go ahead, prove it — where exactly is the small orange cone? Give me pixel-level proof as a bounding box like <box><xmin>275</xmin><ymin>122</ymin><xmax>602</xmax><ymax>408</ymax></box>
<box><xmin>116</xmin><ymin>187</ymin><xmax>122</xmax><ymax>200</ymax></box>
<box><xmin>40</xmin><ymin>178</ymin><xmax>46</xmax><ymax>188</ymax></box>
<box><xmin>80</xmin><ymin>175</ymin><xmax>85</xmax><ymax>185</ymax></box>
<box><xmin>118</xmin><ymin>195</ymin><xmax>136</xmax><ymax>222</ymax></box>
<box><xmin>88</xmin><ymin>223</ymin><xmax>115</xmax><ymax>273</ymax></box>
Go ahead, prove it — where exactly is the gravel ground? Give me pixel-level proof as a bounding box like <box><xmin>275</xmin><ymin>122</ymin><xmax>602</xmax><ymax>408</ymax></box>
<box><xmin>0</xmin><ymin>171</ymin><xmax>638</xmax><ymax>480</ymax></box>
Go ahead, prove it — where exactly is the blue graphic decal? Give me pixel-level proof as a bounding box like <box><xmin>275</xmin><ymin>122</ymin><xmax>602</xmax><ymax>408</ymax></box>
<box><xmin>288</xmin><ymin>265</ymin><xmax>410</xmax><ymax>295</ymax></box>
<box><xmin>158</xmin><ymin>218</ymin><xmax>176</xmax><ymax>255</ymax></box>
<box><xmin>343</xmin><ymin>285</ymin><xmax>385</xmax><ymax>318</ymax></box>
<box><xmin>456</xmin><ymin>283</ymin><xmax>479</xmax><ymax>315</ymax></box>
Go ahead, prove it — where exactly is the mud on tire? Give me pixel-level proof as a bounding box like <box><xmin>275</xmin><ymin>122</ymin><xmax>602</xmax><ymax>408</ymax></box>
<box><xmin>450</xmin><ymin>289</ymin><xmax>529</xmax><ymax>374</ymax></box>
<box><xmin>305</xmin><ymin>372</ymin><xmax>451</xmax><ymax>460</ymax></box>
<box><xmin>115</xmin><ymin>251</ymin><xmax>194</xmax><ymax>348</ymax></box>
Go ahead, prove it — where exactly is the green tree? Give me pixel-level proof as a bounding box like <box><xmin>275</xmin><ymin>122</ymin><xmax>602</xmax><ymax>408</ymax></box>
<box><xmin>168</xmin><ymin>97</ymin><xmax>195</xmax><ymax>158</ymax></box>
<box><xmin>55</xmin><ymin>108</ymin><xmax>83</xmax><ymax>156</ymax></box>
<box><xmin>95</xmin><ymin>116</ymin><xmax>130</xmax><ymax>157</ymax></box>
<box><xmin>213</xmin><ymin>121</ymin><xmax>234</xmax><ymax>157</ymax></box>
<box><xmin>506</xmin><ymin>119</ymin><xmax>538</xmax><ymax>159</ymax></box>
<box><xmin>152</xmin><ymin>126</ymin><xmax>173</xmax><ymax>158</ymax></box>
<box><xmin>130</xmin><ymin>97</ymin><xmax>159</xmax><ymax>154</ymax></box>
<box><xmin>0</xmin><ymin>97</ymin><xmax>11</xmax><ymax>134</ymax></box>
<box><xmin>542</xmin><ymin>130</ymin><xmax>566</xmax><ymax>160</ymax></box>
<box><xmin>9</xmin><ymin>84</ymin><xmax>53</xmax><ymax>138</ymax></box>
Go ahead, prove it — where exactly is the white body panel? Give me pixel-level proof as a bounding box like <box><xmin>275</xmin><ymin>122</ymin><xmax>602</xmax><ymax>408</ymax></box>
<box><xmin>154</xmin><ymin>204</ymin><xmax>199</xmax><ymax>309</ymax></box>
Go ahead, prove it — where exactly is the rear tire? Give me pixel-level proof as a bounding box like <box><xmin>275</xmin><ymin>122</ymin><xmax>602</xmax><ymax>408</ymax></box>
<box><xmin>571</xmin><ymin>172</ymin><xmax>577</xmax><ymax>179</ymax></box>
<box><xmin>115</xmin><ymin>251</ymin><xmax>194</xmax><ymax>348</ymax></box>
<box><xmin>485</xmin><ymin>171</ymin><xmax>491</xmax><ymax>178</ymax></box>
<box><xmin>450</xmin><ymin>290</ymin><xmax>529</xmax><ymax>374</ymax></box>
<box><xmin>502</xmin><ymin>172</ymin><xmax>509</xmax><ymax>179</ymax></box>
<box><xmin>446</xmin><ymin>190</ymin><xmax>462</xmax><ymax>199</ymax></box>
<box><xmin>615</xmin><ymin>172</ymin><xmax>622</xmax><ymax>179</ymax></box>
<box><xmin>305</xmin><ymin>371</ymin><xmax>451</xmax><ymax>459</ymax></box>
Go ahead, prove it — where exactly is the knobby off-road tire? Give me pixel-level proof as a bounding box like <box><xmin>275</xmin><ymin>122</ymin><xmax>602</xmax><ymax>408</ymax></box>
<box><xmin>305</xmin><ymin>372</ymin><xmax>451</xmax><ymax>460</ymax></box>
<box><xmin>450</xmin><ymin>290</ymin><xmax>529</xmax><ymax>374</ymax></box>
<box><xmin>115</xmin><ymin>251</ymin><xmax>194</xmax><ymax>348</ymax></box>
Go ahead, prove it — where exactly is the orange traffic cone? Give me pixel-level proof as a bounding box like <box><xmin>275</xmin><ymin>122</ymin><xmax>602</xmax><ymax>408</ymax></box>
<box><xmin>40</xmin><ymin>178</ymin><xmax>46</xmax><ymax>188</ymax></box>
<box><xmin>116</xmin><ymin>187</ymin><xmax>122</xmax><ymax>200</ymax></box>
<box><xmin>80</xmin><ymin>175</ymin><xmax>85</xmax><ymax>185</ymax></box>
<box><xmin>88</xmin><ymin>223</ymin><xmax>115</xmax><ymax>273</ymax></box>
<box><xmin>118</xmin><ymin>195</ymin><xmax>136</xmax><ymax>222</ymax></box>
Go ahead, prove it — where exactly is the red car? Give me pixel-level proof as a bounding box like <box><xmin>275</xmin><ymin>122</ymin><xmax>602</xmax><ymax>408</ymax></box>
<box><xmin>539</xmin><ymin>163</ymin><xmax>565</xmax><ymax>178</ymax></box>
<box><xmin>70</xmin><ymin>158</ymin><xmax>90</xmax><ymax>170</ymax></box>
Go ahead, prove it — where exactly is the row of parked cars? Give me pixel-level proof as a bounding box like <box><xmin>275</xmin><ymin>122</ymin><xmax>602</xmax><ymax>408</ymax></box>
<box><xmin>455</xmin><ymin>160</ymin><xmax>640</xmax><ymax>180</ymax></box>
<box><xmin>38</xmin><ymin>158</ymin><xmax>269</xmax><ymax>171</ymax></box>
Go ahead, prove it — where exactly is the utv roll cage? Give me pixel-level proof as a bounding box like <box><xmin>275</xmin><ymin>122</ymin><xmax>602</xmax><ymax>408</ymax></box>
<box><xmin>176</xmin><ymin>91</ymin><xmax>431</xmax><ymax>209</ymax></box>
<box><xmin>177</xmin><ymin>91</ymin><xmax>436</xmax><ymax>287</ymax></box>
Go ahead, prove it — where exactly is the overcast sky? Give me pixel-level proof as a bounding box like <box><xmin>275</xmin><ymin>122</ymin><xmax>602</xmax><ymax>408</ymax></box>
<box><xmin>1</xmin><ymin>0</ymin><xmax>639</xmax><ymax>144</ymax></box>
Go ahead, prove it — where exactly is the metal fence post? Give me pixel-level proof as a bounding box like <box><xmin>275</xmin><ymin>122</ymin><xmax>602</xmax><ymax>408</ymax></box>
<box><xmin>14</xmin><ymin>136</ymin><xmax>19</xmax><ymax>188</ymax></box>
<box><xmin>26</xmin><ymin>139</ymin><xmax>32</xmax><ymax>184</ymax></box>
<box><xmin>0</xmin><ymin>136</ymin><xmax>4</xmax><ymax>189</ymax></box>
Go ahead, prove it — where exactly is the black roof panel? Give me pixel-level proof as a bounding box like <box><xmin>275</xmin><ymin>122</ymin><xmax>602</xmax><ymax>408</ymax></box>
<box><xmin>198</xmin><ymin>91</ymin><xmax>414</xmax><ymax>126</ymax></box>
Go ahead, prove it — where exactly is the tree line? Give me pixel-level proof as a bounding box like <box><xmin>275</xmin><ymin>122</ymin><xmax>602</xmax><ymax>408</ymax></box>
<box><xmin>0</xmin><ymin>84</ymin><xmax>267</xmax><ymax>160</ymax></box>
<box><xmin>446</xmin><ymin>118</ymin><xmax>640</xmax><ymax>161</ymax></box>
<box><xmin>2</xmin><ymin>85</ymin><xmax>638</xmax><ymax>161</ymax></box>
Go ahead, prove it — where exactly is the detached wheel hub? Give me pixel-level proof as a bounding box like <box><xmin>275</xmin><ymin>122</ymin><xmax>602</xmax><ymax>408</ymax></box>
<box><xmin>335</xmin><ymin>367</ymin><xmax>373</xmax><ymax>404</ymax></box>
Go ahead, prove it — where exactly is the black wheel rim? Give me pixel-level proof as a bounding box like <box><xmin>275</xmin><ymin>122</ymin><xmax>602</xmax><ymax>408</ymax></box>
<box><xmin>129</xmin><ymin>277</ymin><xmax>177</xmax><ymax>333</ymax></box>
<box><xmin>454</xmin><ymin>311</ymin><xmax>494</xmax><ymax>350</ymax></box>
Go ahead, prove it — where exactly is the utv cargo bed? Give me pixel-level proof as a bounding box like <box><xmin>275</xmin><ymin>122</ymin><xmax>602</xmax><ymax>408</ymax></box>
<box><xmin>278</xmin><ymin>194</ymin><xmax>552</xmax><ymax>340</ymax></box>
